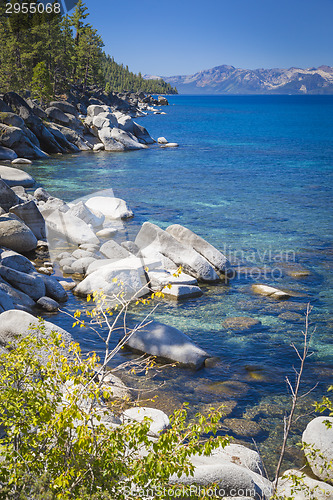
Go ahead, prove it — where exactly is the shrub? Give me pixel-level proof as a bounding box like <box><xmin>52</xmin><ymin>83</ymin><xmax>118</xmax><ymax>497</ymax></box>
<box><xmin>0</xmin><ymin>322</ymin><xmax>228</xmax><ymax>499</ymax></box>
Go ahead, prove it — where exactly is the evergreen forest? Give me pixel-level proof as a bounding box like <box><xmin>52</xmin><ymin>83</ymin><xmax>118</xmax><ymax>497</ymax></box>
<box><xmin>0</xmin><ymin>0</ymin><xmax>177</xmax><ymax>99</ymax></box>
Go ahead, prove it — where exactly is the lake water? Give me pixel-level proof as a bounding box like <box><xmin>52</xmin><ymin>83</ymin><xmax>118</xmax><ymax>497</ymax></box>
<box><xmin>26</xmin><ymin>95</ymin><xmax>333</xmax><ymax>476</ymax></box>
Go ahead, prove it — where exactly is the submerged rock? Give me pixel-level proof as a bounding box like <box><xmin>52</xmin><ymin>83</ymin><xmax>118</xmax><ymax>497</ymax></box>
<box><xmin>278</xmin><ymin>311</ymin><xmax>304</xmax><ymax>322</ymax></box>
<box><xmin>222</xmin><ymin>418</ymin><xmax>262</xmax><ymax>437</ymax></box>
<box><xmin>222</xmin><ymin>316</ymin><xmax>261</xmax><ymax>331</ymax></box>
<box><xmin>251</xmin><ymin>284</ymin><xmax>291</xmax><ymax>300</ymax></box>
<box><xmin>124</xmin><ymin>320</ymin><xmax>209</xmax><ymax>369</ymax></box>
<box><xmin>198</xmin><ymin>380</ymin><xmax>250</xmax><ymax>398</ymax></box>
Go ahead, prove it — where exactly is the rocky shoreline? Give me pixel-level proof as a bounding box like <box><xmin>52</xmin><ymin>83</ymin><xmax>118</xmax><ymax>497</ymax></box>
<box><xmin>0</xmin><ymin>91</ymin><xmax>332</xmax><ymax>499</ymax></box>
<box><xmin>0</xmin><ymin>87</ymin><xmax>172</xmax><ymax>160</ymax></box>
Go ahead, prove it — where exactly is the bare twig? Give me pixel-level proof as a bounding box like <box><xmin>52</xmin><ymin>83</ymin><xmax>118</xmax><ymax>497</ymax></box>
<box><xmin>272</xmin><ymin>303</ymin><xmax>314</xmax><ymax>491</ymax></box>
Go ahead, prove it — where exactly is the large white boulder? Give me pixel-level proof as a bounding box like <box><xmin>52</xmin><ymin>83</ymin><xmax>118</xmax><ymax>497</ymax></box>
<box><xmin>0</xmin><ymin>214</ymin><xmax>38</xmax><ymax>252</ymax></box>
<box><xmin>92</xmin><ymin>112</ymin><xmax>118</xmax><ymax>129</ymax></box>
<box><xmin>166</xmin><ymin>224</ymin><xmax>231</xmax><ymax>276</ymax></box>
<box><xmin>124</xmin><ymin>320</ymin><xmax>209</xmax><ymax>369</ymax></box>
<box><xmin>132</xmin><ymin>122</ymin><xmax>155</xmax><ymax>144</ymax></box>
<box><xmin>74</xmin><ymin>256</ymin><xmax>149</xmax><ymax>303</ymax></box>
<box><xmin>123</xmin><ymin>407</ymin><xmax>169</xmax><ymax>436</ymax></box>
<box><xmin>98</xmin><ymin>127</ymin><xmax>126</xmax><ymax>151</ymax></box>
<box><xmin>277</xmin><ymin>469</ymin><xmax>333</xmax><ymax>499</ymax></box>
<box><xmin>302</xmin><ymin>416</ymin><xmax>333</xmax><ymax>484</ymax></box>
<box><xmin>169</xmin><ymin>444</ymin><xmax>271</xmax><ymax>499</ymax></box>
<box><xmin>110</xmin><ymin>128</ymin><xmax>147</xmax><ymax>150</ymax></box>
<box><xmin>67</xmin><ymin>201</ymin><xmax>104</xmax><ymax>228</ymax></box>
<box><xmin>116</xmin><ymin>114</ymin><xmax>135</xmax><ymax>134</ymax></box>
<box><xmin>0</xmin><ymin>164</ymin><xmax>35</xmax><ymax>187</ymax></box>
<box><xmin>87</xmin><ymin>104</ymin><xmax>109</xmax><ymax>117</ymax></box>
<box><xmin>85</xmin><ymin>196</ymin><xmax>133</xmax><ymax>219</ymax></box>
<box><xmin>190</xmin><ymin>444</ymin><xmax>265</xmax><ymax>476</ymax></box>
<box><xmin>0</xmin><ymin>309</ymin><xmax>73</xmax><ymax>345</ymax></box>
<box><xmin>135</xmin><ymin>222</ymin><xmax>219</xmax><ymax>282</ymax></box>
<box><xmin>45</xmin><ymin>209</ymin><xmax>99</xmax><ymax>245</ymax></box>
<box><xmin>100</xmin><ymin>240</ymin><xmax>131</xmax><ymax>260</ymax></box>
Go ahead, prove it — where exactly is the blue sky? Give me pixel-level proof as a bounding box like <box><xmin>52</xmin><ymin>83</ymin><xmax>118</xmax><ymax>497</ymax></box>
<box><xmin>77</xmin><ymin>0</ymin><xmax>333</xmax><ymax>76</ymax></box>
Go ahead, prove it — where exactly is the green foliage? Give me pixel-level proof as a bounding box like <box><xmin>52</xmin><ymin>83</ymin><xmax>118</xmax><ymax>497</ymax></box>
<box><xmin>31</xmin><ymin>61</ymin><xmax>53</xmax><ymax>103</ymax></box>
<box><xmin>102</xmin><ymin>53</ymin><xmax>178</xmax><ymax>94</ymax></box>
<box><xmin>300</xmin><ymin>385</ymin><xmax>333</xmax><ymax>483</ymax></box>
<box><xmin>0</xmin><ymin>321</ymin><xmax>229</xmax><ymax>499</ymax></box>
<box><xmin>314</xmin><ymin>385</ymin><xmax>333</xmax><ymax>427</ymax></box>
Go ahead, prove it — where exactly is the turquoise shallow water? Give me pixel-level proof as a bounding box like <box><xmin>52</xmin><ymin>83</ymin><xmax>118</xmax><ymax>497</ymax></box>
<box><xmin>24</xmin><ymin>95</ymin><xmax>333</xmax><ymax>475</ymax></box>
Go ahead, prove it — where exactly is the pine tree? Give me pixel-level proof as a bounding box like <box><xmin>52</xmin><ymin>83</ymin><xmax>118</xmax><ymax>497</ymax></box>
<box><xmin>31</xmin><ymin>61</ymin><xmax>53</xmax><ymax>104</ymax></box>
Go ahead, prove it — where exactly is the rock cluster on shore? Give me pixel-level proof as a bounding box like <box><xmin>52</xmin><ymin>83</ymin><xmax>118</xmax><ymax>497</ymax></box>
<box><xmin>0</xmin><ymin>87</ymin><xmax>170</xmax><ymax>159</ymax></box>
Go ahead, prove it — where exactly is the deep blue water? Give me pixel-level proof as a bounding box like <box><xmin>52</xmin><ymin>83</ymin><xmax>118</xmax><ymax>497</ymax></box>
<box><xmin>24</xmin><ymin>95</ymin><xmax>333</xmax><ymax>474</ymax></box>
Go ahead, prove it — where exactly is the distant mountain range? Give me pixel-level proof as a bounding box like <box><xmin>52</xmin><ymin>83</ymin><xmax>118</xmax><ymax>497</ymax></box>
<box><xmin>144</xmin><ymin>65</ymin><xmax>333</xmax><ymax>94</ymax></box>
